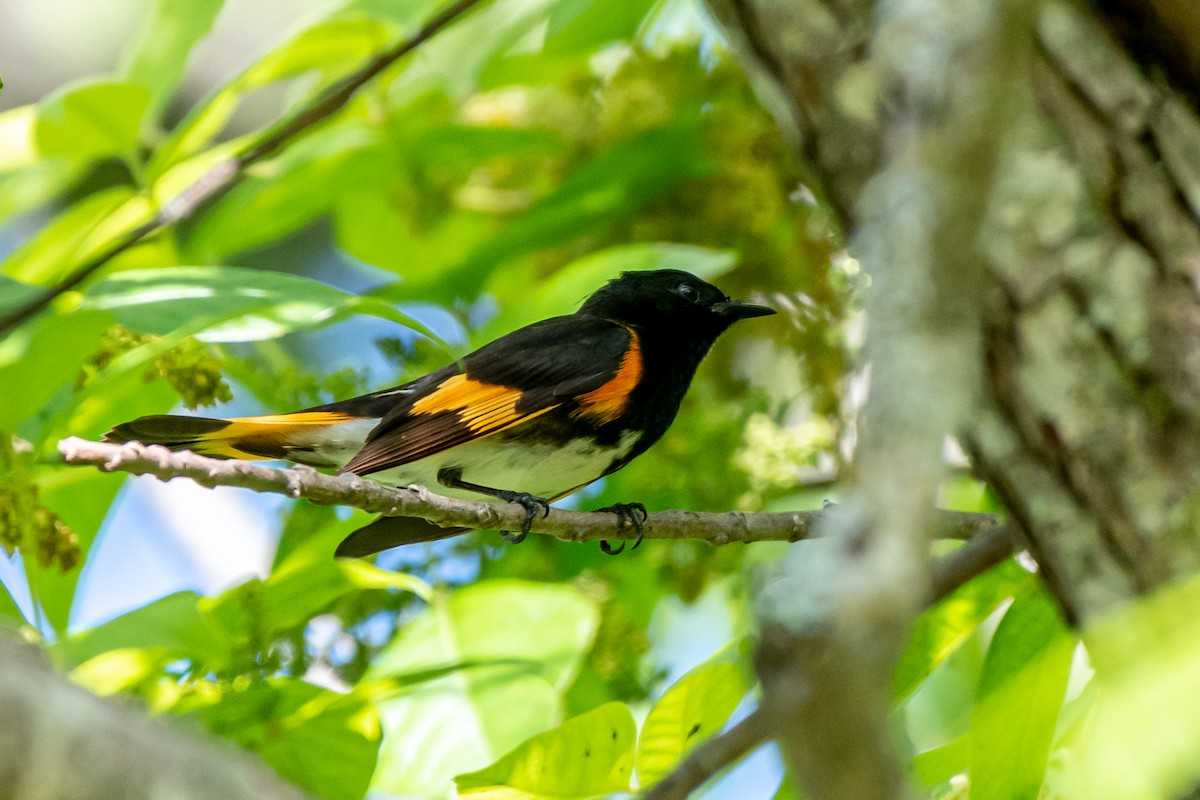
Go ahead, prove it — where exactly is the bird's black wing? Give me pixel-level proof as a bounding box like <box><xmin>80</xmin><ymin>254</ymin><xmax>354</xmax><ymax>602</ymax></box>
<box><xmin>337</xmin><ymin>315</ymin><xmax>640</xmax><ymax>476</ymax></box>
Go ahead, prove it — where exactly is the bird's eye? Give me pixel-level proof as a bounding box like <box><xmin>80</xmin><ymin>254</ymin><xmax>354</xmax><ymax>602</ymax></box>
<box><xmin>676</xmin><ymin>283</ymin><xmax>698</xmax><ymax>302</ymax></box>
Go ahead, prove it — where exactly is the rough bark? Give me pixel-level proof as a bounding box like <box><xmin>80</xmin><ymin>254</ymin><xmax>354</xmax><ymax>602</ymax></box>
<box><xmin>706</xmin><ymin>0</ymin><xmax>1200</xmax><ymax>797</ymax></box>
<box><xmin>711</xmin><ymin>0</ymin><xmax>1200</xmax><ymax>637</ymax></box>
<box><xmin>969</xmin><ymin>2</ymin><xmax>1200</xmax><ymax>622</ymax></box>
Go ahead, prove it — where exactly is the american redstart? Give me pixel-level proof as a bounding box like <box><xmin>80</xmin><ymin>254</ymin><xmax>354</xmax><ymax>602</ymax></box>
<box><xmin>106</xmin><ymin>269</ymin><xmax>775</xmax><ymax>556</ymax></box>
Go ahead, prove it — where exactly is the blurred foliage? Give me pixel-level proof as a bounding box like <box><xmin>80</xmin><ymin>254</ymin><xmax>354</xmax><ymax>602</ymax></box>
<box><xmin>79</xmin><ymin>325</ymin><xmax>233</xmax><ymax>409</ymax></box>
<box><xmin>0</xmin><ymin>434</ymin><xmax>80</xmax><ymax>571</ymax></box>
<box><xmin>0</xmin><ymin>0</ymin><xmax>1187</xmax><ymax>799</ymax></box>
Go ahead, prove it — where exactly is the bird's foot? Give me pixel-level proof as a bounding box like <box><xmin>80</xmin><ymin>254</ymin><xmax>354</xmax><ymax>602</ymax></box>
<box><xmin>435</xmin><ymin>468</ymin><xmax>549</xmax><ymax>546</ymax></box>
<box><xmin>496</xmin><ymin>490</ymin><xmax>550</xmax><ymax>545</ymax></box>
<box><xmin>598</xmin><ymin>502</ymin><xmax>648</xmax><ymax>555</ymax></box>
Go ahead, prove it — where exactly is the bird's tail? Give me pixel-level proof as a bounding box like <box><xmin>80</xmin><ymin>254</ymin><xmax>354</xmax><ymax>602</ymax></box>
<box><xmin>104</xmin><ymin>411</ymin><xmax>358</xmax><ymax>462</ymax></box>
<box><xmin>336</xmin><ymin>515</ymin><xmax>470</xmax><ymax>558</ymax></box>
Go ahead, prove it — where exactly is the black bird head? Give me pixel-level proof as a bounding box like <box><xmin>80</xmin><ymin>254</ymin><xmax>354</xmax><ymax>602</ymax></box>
<box><xmin>577</xmin><ymin>269</ymin><xmax>775</xmax><ymax>336</ymax></box>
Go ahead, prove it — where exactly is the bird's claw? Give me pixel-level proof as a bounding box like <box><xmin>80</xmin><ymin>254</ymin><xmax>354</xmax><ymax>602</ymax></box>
<box><xmin>500</xmin><ymin>529</ymin><xmax>527</xmax><ymax>544</ymax></box>
<box><xmin>597</xmin><ymin>502</ymin><xmax>648</xmax><ymax>555</ymax></box>
<box><xmin>496</xmin><ymin>491</ymin><xmax>550</xmax><ymax>545</ymax></box>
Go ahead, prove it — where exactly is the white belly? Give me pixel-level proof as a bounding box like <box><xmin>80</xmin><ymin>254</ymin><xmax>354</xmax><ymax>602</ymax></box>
<box><xmin>368</xmin><ymin>432</ymin><xmax>641</xmax><ymax>501</ymax></box>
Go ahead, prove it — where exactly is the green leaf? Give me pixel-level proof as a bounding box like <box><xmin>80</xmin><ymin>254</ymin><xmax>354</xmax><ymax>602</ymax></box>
<box><xmin>334</xmin><ymin>192</ymin><xmax>491</xmax><ymax>287</ymax></box>
<box><xmin>636</xmin><ymin>661</ymin><xmax>748</xmax><ymax>787</ymax></box>
<box><xmin>0</xmin><ymin>105</ymin><xmax>84</xmax><ymax>221</ymax></box>
<box><xmin>34</xmin><ymin>79</ymin><xmax>149</xmax><ymax>161</ymax></box>
<box><xmin>455</xmin><ymin>702</ymin><xmax>637</xmax><ymax>799</ymax></box>
<box><xmin>149</xmin><ymin>16</ymin><xmax>394</xmax><ymax>176</ymax></box>
<box><xmin>368</xmin><ymin>580</ymin><xmax>600</xmax><ymax>797</ymax></box>
<box><xmin>1067</xmin><ymin>573</ymin><xmax>1200</xmax><ymax>799</ymax></box>
<box><xmin>260</xmin><ymin>681</ymin><xmax>380</xmax><ymax>800</ymax></box>
<box><xmin>893</xmin><ymin>558</ymin><xmax>1030</xmax><ymax>700</ymax></box>
<box><xmin>203</xmin><ymin>532</ymin><xmax>430</xmax><ymax>641</ymax></box>
<box><xmin>61</xmin><ymin>591</ymin><xmax>233</xmax><ymax>670</ymax></box>
<box><xmin>388</xmin><ymin>0</ymin><xmax>559</xmax><ymax>95</ymax></box>
<box><xmin>80</xmin><ymin>265</ymin><xmax>445</xmax><ymax>346</ymax></box>
<box><xmin>0</xmin><ymin>275</ymin><xmax>45</xmax><ymax>319</ymax></box>
<box><xmin>543</xmin><ymin>0</ymin><xmax>656</xmax><ymax>55</ymax></box>
<box><xmin>332</xmin><ymin>126</ymin><xmax>566</xmax><ymax>286</ymax></box>
<box><xmin>0</xmin><ymin>105</ymin><xmax>36</xmax><ymax>171</ymax></box>
<box><xmin>71</xmin><ymin>647</ymin><xmax>172</xmax><ymax>696</ymax></box>
<box><xmin>201</xmin><ymin>678</ymin><xmax>380</xmax><ymax>800</ymax></box>
<box><xmin>119</xmin><ymin>0</ymin><xmax>225</xmax><ymax>119</ymax></box>
<box><xmin>1</xmin><ymin>187</ymin><xmax>137</xmax><ymax>284</ymax></box>
<box><xmin>377</xmin><ymin>122</ymin><xmax>710</xmax><ymax>300</ymax></box>
<box><xmin>271</xmin><ymin>501</ymin><xmax>342</xmax><ymax>569</ymax></box>
<box><xmin>913</xmin><ymin>736</ymin><xmax>969</xmax><ymax>788</ymax></box>
<box><xmin>0</xmin><ymin>577</ymin><xmax>26</xmax><ymax>626</ymax></box>
<box><xmin>0</xmin><ymin>308</ymin><xmax>113</xmax><ymax>432</ymax></box>
<box><xmin>772</xmin><ymin>776</ymin><xmax>804</xmax><ymax>800</ymax></box>
<box><xmin>458</xmin><ymin>123</ymin><xmax>708</xmax><ymax>280</ymax></box>
<box><xmin>969</xmin><ymin>585</ymin><xmax>1073</xmax><ymax>800</ymax></box>
<box><xmin>0</xmin><ymin>159</ymin><xmax>82</xmax><ymax>223</ymax></box>
<box><xmin>183</xmin><ymin>124</ymin><xmax>380</xmax><ymax>261</ymax></box>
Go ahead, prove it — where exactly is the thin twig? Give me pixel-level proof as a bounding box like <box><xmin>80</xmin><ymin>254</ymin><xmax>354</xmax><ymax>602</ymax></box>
<box><xmin>0</xmin><ymin>0</ymin><xmax>488</xmax><ymax>337</ymax></box>
<box><xmin>929</xmin><ymin>524</ymin><xmax>1015</xmax><ymax>603</ymax></box>
<box><xmin>643</xmin><ymin>711</ymin><xmax>771</xmax><ymax>800</ymax></box>
<box><xmin>640</xmin><ymin>525</ymin><xmax>1017</xmax><ymax>799</ymax></box>
<box><xmin>57</xmin><ymin>438</ymin><xmax>1002</xmax><ymax>546</ymax></box>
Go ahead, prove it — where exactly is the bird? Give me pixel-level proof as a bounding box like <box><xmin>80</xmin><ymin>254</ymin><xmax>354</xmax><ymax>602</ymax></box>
<box><xmin>105</xmin><ymin>269</ymin><xmax>775</xmax><ymax>557</ymax></box>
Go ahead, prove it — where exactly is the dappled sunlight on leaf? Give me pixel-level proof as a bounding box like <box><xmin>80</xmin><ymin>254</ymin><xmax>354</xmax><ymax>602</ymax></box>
<box><xmin>368</xmin><ymin>580</ymin><xmax>600</xmax><ymax>796</ymax></box>
<box><xmin>455</xmin><ymin>701</ymin><xmax>637</xmax><ymax>799</ymax></box>
<box><xmin>636</xmin><ymin>660</ymin><xmax>748</xmax><ymax>788</ymax></box>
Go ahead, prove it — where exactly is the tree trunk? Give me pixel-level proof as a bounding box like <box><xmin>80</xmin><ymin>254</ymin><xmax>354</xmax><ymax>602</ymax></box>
<box><xmin>707</xmin><ymin>0</ymin><xmax>1200</xmax><ymax>797</ymax></box>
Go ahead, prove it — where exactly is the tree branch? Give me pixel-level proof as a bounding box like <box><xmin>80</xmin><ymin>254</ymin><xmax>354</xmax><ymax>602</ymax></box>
<box><xmin>0</xmin><ymin>0</ymin><xmax>488</xmax><ymax>337</ymax></box>
<box><xmin>929</xmin><ymin>524</ymin><xmax>1015</xmax><ymax>604</ymax></box>
<box><xmin>641</xmin><ymin>525</ymin><xmax>1018</xmax><ymax>800</ymax></box>
<box><xmin>58</xmin><ymin>436</ymin><xmax>1014</xmax><ymax>800</ymax></box>
<box><xmin>642</xmin><ymin>711</ymin><xmax>771</xmax><ymax>800</ymax></box>
<box><xmin>57</xmin><ymin>438</ymin><xmax>1000</xmax><ymax>547</ymax></box>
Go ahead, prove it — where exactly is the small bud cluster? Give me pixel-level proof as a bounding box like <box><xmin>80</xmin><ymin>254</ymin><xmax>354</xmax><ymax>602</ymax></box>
<box><xmin>0</xmin><ymin>437</ymin><xmax>80</xmax><ymax>572</ymax></box>
<box><xmin>79</xmin><ymin>325</ymin><xmax>233</xmax><ymax>409</ymax></box>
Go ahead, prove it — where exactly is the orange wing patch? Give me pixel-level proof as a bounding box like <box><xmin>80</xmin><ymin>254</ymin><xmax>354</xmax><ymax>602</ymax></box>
<box><xmin>339</xmin><ymin>374</ymin><xmax>563</xmax><ymax>475</ymax></box>
<box><xmin>572</xmin><ymin>331</ymin><xmax>642</xmax><ymax>424</ymax></box>
<box><xmin>412</xmin><ymin>375</ymin><xmax>550</xmax><ymax>433</ymax></box>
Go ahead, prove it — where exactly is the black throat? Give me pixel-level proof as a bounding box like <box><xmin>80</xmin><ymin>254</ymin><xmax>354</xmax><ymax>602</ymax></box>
<box><xmin>607</xmin><ymin>320</ymin><xmax>725</xmax><ymax>463</ymax></box>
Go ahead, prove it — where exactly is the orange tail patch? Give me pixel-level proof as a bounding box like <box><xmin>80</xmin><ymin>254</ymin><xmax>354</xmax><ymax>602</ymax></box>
<box><xmin>106</xmin><ymin>411</ymin><xmax>355</xmax><ymax>460</ymax></box>
<box><xmin>195</xmin><ymin>412</ymin><xmax>356</xmax><ymax>459</ymax></box>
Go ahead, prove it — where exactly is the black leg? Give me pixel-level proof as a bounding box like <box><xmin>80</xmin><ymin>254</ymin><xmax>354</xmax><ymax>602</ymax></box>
<box><xmin>437</xmin><ymin>467</ymin><xmax>550</xmax><ymax>544</ymax></box>
<box><xmin>597</xmin><ymin>502</ymin><xmax>648</xmax><ymax>555</ymax></box>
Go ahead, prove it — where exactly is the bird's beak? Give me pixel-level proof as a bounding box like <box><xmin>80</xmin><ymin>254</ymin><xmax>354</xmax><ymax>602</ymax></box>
<box><xmin>713</xmin><ymin>299</ymin><xmax>776</xmax><ymax>319</ymax></box>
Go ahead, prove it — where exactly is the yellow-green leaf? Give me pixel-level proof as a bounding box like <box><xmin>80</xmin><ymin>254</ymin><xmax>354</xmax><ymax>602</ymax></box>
<box><xmin>636</xmin><ymin>661</ymin><xmax>748</xmax><ymax>787</ymax></box>
<box><xmin>455</xmin><ymin>702</ymin><xmax>637</xmax><ymax>799</ymax></box>
<box><xmin>970</xmin><ymin>585</ymin><xmax>1073</xmax><ymax>800</ymax></box>
<box><xmin>119</xmin><ymin>0</ymin><xmax>225</xmax><ymax>119</ymax></box>
<box><xmin>34</xmin><ymin>79</ymin><xmax>149</xmax><ymax>161</ymax></box>
<box><xmin>1</xmin><ymin>187</ymin><xmax>136</xmax><ymax>284</ymax></box>
<box><xmin>368</xmin><ymin>580</ymin><xmax>600</xmax><ymax>797</ymax></box>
